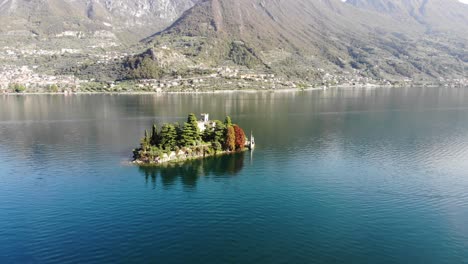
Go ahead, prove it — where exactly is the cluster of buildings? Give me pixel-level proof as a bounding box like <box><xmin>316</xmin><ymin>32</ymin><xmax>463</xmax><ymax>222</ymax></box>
<box><xmin>439</xmin><ymin>77</ymin><xmax>468</xmax><ymax>88</ymax></box>
<box><xmin>132</xmin><ymin>67</ymin><xmax>289</xmax><ymax>92</ymax></box>
<box><xmin>318</xmin><ymin>69</ymin><xmax>392</xmax><ymax>87</ymax></box>
<box><xmin>0</xmin><ymin>65</ymin><xmax>77</xmax><ymax>91</ymax></box>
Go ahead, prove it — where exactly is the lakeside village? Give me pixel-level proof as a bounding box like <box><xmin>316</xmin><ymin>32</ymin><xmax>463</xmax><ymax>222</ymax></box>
<box><xmin>133</xmin><ymin>113</ymin><xmax>255</xmax><ymax>165</ymax></box>
<box><xmin>2</xmin><ymin>65</ymin><xmax>466</xmax><ymax>94</ymax></box>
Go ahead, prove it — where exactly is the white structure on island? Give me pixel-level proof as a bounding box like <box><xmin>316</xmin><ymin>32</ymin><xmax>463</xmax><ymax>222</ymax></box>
<box><xmin>247</xmin><ymin>131</ymin><xmax>255</xmax><ymax>150</ymax></box>
<box><xmin>197</xmin><ymin>113</ymin><xmax>215</xmax><ymax>132</ymax></box>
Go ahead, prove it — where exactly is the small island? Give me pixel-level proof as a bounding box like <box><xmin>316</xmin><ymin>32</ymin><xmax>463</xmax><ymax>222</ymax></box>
<box><xmin>133</xmin><ymin>113</ymin><xmax>255</xmax><ymax>165</ymax></box>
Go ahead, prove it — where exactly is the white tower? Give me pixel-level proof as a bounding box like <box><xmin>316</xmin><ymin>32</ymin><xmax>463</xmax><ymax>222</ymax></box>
<box><xmin>201</xmin><ymin>113</ymin><xmax>209</xmax><ymax>122</ymax></box>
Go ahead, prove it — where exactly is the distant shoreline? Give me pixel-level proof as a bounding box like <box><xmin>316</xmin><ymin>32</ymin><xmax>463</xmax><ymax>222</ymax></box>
<box><xmin>0</xmin><ymin>87</ymin><xmax>320</xmax><ymax>95</ymax></box>
<box><xmin>1</xmin><ymin>84</ymin><xmax>465</xmax><ymax>96</ymax></box>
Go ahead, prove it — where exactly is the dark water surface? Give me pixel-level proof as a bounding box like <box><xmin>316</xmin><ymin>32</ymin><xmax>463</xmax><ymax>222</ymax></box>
<box><xmin>1</xmin><ymin>88</ymin><xmax>468</xmax><ymax>263</ymax></box>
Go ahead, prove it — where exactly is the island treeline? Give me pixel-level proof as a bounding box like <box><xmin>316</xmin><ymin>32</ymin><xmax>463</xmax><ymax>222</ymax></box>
<box><xmin>133</xmin><ymin>113</ymin><xmax>249</xmax><ymax>165</ymax></box>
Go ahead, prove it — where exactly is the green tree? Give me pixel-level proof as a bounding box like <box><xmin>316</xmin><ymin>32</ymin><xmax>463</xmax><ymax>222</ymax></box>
<box><xmin>160</xmin><ymin>123</ymin><xmax>178</xmax><ymax>150</ymax></box>
<box><xmin>202</xmin><ymin>122</ymin><xmax>215</xmax><ymax>142</ymax></box>
<box><xmin>212</xmin><ymin>141</ymin><xmax>222</xmax><ymax>153</ymax></box>
<box><xmin>175</xmin><ymin>122</ymin><xmax>183</xmax><ymax>142</ymax></box>
<box><xmin>224</xmin><ymin>116</ymin><xmax>232</xmax><ymax>127</ymax></box>
<box><xmin>224</xmin><ymin>126</ymin><xmax>236</xmax><ymax>151</ymax></box>
<box><xmin>150</xmin><ymin>124</ymin><xmax>160</xmax><ymax>146</ymax></box>
<box><xmin>181</xmin><ymin>123</ymin><xmax>195</xmax><ymax>146</ymax></box>
<box><xmin>187</xmin><ymin>113</ymin><xmax>199</xmax><ymax>127</ymax></box>
<box><xmin>213</xmin><ymin>120</ymin><xmax>226</xmax><ymax>143</ymax></box>
<box><xmin>181</xmin><ymin>113</ymin><xmax>201</xmax><ymax>146</ymax></box>
<box><xmin>140</xmin><ymin>129</ymin><xmax>151</xmax><ymax>151</ymax></box>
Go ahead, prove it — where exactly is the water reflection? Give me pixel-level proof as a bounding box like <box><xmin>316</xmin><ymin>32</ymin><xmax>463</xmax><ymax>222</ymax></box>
<box><xmin>139</xmin><ymin>152</ymin><xmax>246</xmax><ymax>189</ymax></box>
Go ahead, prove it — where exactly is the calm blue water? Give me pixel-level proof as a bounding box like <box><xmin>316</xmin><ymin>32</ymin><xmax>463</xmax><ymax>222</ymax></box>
<box><xmin>1</xmin><ymin>88</ymin><xmax>468</xmax><ymax>263</ymax></box>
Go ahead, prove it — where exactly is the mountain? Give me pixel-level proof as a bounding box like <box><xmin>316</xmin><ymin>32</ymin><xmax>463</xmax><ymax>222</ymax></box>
<box><xmin>0</xmin><ymin>0</ymin><xmax>201</xmax><ymax>84</ymax></box>
<box><xmin>1</xmin><ymin>0</ymin><xmax>467</xmax><ymax>90</ymax></box>
<box><xmin>0</xmin><ymin>0</ymin><xmax>199</xmax><ymax>40</ymax></box>
<box><xmin>346</xmin><ymin>0</ymin><xmax>468</xmax><ymax>34</ymax></box>
<box><xmin>138</xmin><ymin>0</ymin><xmax>465</xmax><ymax>82</ymax></box>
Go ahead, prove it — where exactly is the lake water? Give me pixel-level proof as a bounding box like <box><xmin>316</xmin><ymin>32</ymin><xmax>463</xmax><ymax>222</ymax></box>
<box><xmin>1</xmin><ymin>88</ymin><xmax>468</xmax><ymax>263</ymax></box>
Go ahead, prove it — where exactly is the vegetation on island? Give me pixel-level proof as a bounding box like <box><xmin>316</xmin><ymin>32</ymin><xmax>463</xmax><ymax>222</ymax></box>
<box><xmin>133</xmin><ymin>114</ymin><xmax>248</xmax><ymax>165</ymax></box>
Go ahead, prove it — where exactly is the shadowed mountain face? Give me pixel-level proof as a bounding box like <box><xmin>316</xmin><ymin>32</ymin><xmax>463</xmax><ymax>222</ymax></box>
<box><xmin>150</xmin><ymin>0</ymin><xmax>467</xmax><ymax>80</ymax></box>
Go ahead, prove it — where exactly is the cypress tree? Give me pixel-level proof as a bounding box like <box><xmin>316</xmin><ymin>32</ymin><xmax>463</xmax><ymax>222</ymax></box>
<box><xmin>224</xmin><ymin>116</ymin><xmax>232</xmax><ymax>127</ymax></box>
<box><xmin>224</xmin><ymin>126</ymin><xmax>236</xmax><ymax>151</ymax></box>
<box><xmin>150</xmin><ymin>124</ymin><xmax>160</xmax><ymax>146</ymax></box>
<box><xmin>141</xmin><ymin>129</ymin><xmax>151</xmax><ymax>151</ymax></box>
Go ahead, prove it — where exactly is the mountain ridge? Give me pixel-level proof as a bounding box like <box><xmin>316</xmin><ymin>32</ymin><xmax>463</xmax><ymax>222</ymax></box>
<box><xmin>144</xmin><ymin>0</ymin><xmax>466</xmax><ymax>81</ymax></box>
<box><xmin>0</xmin><ymin>0</ymin><xmax>200</xmax><ymax>40</ymax></box>
<box><xmin>346</xmin><ymin>0</ymin><xmax>468</xmax><ymax>34</ymax></box>
<box><xmin>0</xmin><ymin>0</ymin><xmax>467</xmax><ymax>91</ymax></box>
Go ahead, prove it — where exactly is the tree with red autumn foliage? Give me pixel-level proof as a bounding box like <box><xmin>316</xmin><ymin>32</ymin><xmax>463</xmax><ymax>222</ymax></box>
<box><xmin>233</xmin><ymin>125</ymin><xmax>246</xmax><ymax>151</ymax></box>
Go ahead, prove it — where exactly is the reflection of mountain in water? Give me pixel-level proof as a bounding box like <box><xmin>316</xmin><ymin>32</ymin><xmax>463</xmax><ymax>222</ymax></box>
<box><xmin>139</xmin><ymin>152</ymin><xmax>245</xmax><ymax>189</ymax></box>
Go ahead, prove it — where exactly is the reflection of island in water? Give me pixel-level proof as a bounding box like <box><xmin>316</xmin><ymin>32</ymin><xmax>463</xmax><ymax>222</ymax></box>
<box><xmin>139</xmin><ymin>152</ymin><xmax>246</xmax><ymax>189</ymax></box>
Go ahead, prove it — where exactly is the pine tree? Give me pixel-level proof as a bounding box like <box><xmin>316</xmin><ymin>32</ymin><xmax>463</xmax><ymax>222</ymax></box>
<box><xmin>175</xmin><ymin>122</ymin><xmax>183</xmax><ymax>143</ymax></box>
<box><xmin>188</xmin><ymin>113</ymin><xmax>198</xmax><ymax>124</ymax></box>
<box><xmin>181</xmin><ymin>113</ymin><xmax>201</xmax><ymax>146</ymax></box>
<box><xmin>213</xmin><ymin>120</ymin><xmax>226</xmax><ymax>143</ymax></box>
<box><xmin>188</xmin><ymin>113</ymin><xmax>201</xmax><ymax>142</ymax></box>
<box><xmin>202</xmin><ymin>122</ymin><xmax>215</xmax><ymax>142</ymax></box>
<box><xmin>181</xmin><ymin>122</ymin><xmax>195</xmax><ymax>146</ymax></box>
<box><xmin>160</xmin><ymin>123</ymin><xmax>178</xmax><ymax>150</ymax></box>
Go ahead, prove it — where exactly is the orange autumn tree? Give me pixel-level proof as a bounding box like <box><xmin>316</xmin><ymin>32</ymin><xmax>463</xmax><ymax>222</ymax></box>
<box><xmin>224</xmin><ymin>126</ymin><xmax>236</xmax><ymax>151</ymax></box>
<box><xmin>233</xmin><ymin>125</ymin><xmax>246</xmax><ymax>151</ymax></box>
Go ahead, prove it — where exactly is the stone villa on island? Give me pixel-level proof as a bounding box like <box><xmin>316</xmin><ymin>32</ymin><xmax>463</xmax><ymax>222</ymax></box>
<box><xmin>197</xmin><ymin>113</ymin><xmax>215</xmax><ymax>132</ymax></box>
